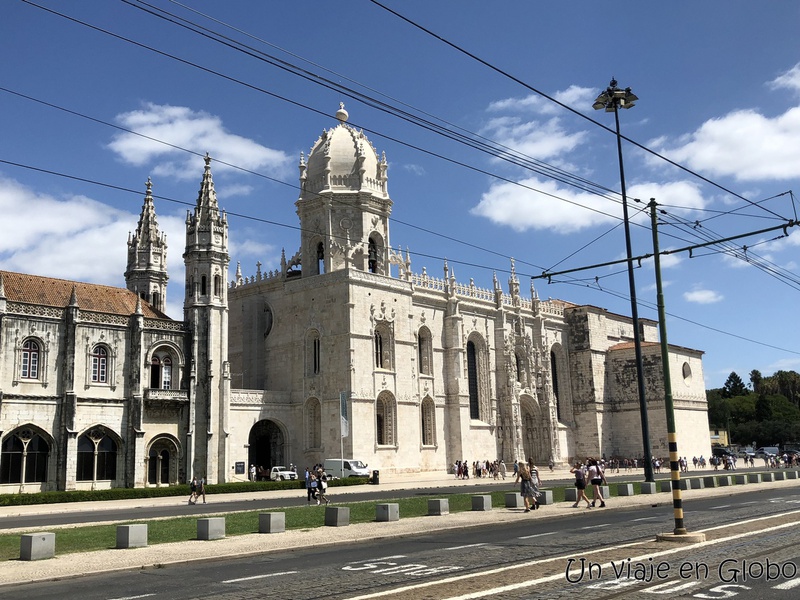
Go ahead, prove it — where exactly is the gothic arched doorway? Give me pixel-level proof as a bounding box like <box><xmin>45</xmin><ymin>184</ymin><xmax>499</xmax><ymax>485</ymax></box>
<box><xmin>146</xmin><ymin>436</ymin><xmax>180</xmax><ymax>486</ymax></box>
<box><xmin>520</xmin><ymin>396</ymin><xmax>550</xmax><ymax>465</ymax></box>
<box><xmin>248</xmin><ymin>420</ymin><xmax>286</xmax><ymax>477</ymax></box>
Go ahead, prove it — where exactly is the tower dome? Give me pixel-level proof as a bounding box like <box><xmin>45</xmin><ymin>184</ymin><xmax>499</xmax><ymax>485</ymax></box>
<box><xmin>299</xmin><ymin>103</ymin><xmax>388</xmax><ymax>201</ymax></box>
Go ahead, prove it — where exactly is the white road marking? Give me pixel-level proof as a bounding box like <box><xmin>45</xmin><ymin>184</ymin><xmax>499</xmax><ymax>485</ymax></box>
<box><xmin>345</xmin><ymin>510</ymin><xmax>800</xmax><ymax>600</ymax></box>
<box><xmin>580</xmin><ymin>523</ymin><xmax>610</xmax><ymax>530</ymax></box>
<box><xmin>222</xmin><ymin>570</ymin><xmax>298</xmax><ymax>583</ymax></box>
<box><xmin>773</xmin><ymin>577</ymin><xmax>800</xmax><ymax>590</ymax></box>
<box><xmin>444</xmin><ymin>543</ymin><xmax>487</xmax><ymax>550</ymax></box>
<box><xmin>108</xmin><ymin>595</ymin><xmax>156</xmax><ymax>600</ymax></box>
<box><xmin>632</xmin><ymin>517</ymin><xmax>659</xmax><ymax>522</ymax></box>
<box><xmin>710</xmin><ymin>504</ymin><xmax>733</xmax><ymax>509</ymax></box>
<box><xmin>518</xmin><ymin>531</ymin><xmax>556</xmax><ymax>540</ymax></box>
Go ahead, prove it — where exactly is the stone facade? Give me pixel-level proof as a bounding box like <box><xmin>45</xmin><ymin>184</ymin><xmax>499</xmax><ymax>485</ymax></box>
<box><xmin>0</xmin><ymin>107</ymin><xmax>711</xmax><ymax>493</ymax></box>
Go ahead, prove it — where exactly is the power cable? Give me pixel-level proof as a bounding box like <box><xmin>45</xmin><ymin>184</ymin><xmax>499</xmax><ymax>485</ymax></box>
<box><xmin>367</xmin><ymin>0</ymin><xmax>791</xmax><ymax>223</ymax></box>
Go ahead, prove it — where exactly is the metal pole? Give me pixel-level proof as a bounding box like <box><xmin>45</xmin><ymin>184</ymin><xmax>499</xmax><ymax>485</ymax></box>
<box><xmin>649</xmin><ymin>199</ymin><xmax>688</xmax><ymax>534</ymax></box>
<box><xmin>614</xmin><ymin>105</ymin><xmax>655</xmax><ymax>483</ymax></box>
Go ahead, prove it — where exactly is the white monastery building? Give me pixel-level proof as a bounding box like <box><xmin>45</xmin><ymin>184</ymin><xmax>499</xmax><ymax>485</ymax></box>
<box><xmin>0</xmin><ymin>106</ymin><xmax>710</xmax><ymax>492</ymax></box>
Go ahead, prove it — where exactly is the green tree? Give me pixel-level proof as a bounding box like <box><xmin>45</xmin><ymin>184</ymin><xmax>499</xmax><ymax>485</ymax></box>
<box><xmin>707</xmin><ymin>395</ymin><xmax>731</xmax><ymax>429</ymax></box>
<box><xmin>769</xmin><ymin>370</ymin><xmax>800</xmax><ymax>406</ymax></box>
<box><xmin>749</xmin><ymin>369</ymin><xmax>763</xmax><ymax>393</ymax></box>
<box><xmin>728</xmin><ymin>395</ymin><xmax>756</xmax><ymax>424</ymax></box>
<box><xmin>722</xmin><ymin>372</ymin><xmax>748</xmax><ymax>398</ymax></box>
<box><xmin>755</xmin><ymin>394</ymin><xmax>774</xmax><ymax>422</ymax></box>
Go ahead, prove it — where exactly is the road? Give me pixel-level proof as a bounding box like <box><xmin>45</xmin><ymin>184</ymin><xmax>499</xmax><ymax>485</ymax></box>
<box><xmin>3</xmin><ymin>486</ymin><xmax>799</xmax><ymax>599</ymax></box>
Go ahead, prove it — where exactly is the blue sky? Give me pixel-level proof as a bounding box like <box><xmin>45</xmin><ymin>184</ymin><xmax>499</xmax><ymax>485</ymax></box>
<box><xmin>2</xmin><ymin>1</ymin><xmax>799</xmax><ymax>389</ymax></box>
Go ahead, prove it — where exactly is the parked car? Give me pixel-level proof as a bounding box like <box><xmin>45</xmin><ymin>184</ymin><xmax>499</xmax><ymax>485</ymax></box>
<box><xmin>712</xmin><ymin>447</ymin><xmax>735</xmax><ymax>458</ymax></box>
<box><xmin>737</xmin><ymin>448</ymin><xmax>755</xmax><ymax>459</ymax></box>
<box><xmin>269</xmin><ymin>466</ymin><xmax>297</xmax><ymax>481</ymax></box>
<box><xmin>755</xmin><ymin>446</ymin><xmax>780</xmax><ymax>459</ymax></box>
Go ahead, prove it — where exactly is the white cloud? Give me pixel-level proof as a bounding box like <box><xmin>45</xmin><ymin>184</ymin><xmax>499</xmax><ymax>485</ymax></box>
<box><xmin>471</xmin><ymin>176</ymin><xmax>617</xmax><ymax>233</ymax></box>
<box><xmin>402</xmin><ymin>164</ymin><xmax>426</xmax><ymax>176</ymax></box>
<box><xmin>683</xmin><ymin>288</ymin><xmax>724</xmax><ymax>304</ymax></box>
<box><xmin>769</xmin><ymin>62</ymin><xmax>800</xmax><ymax>94</ymax></box>
<box><xmin>487</xmin><ymin>86</ymin><xmax>595</xmax><ymax>116</ymax></box>
<box><xmin>108</xmin><ymin>103</ymin><xmax>291</xmax><ymax>181</ymax></box>
<box><xmin>626</xmin><ymin>180</ymin><xmax>708</xmax><ymax>214</ymax></box>
<box><xmin>654</xmin><ymin>106</ymin><xmax>800</xmax><ymax>182</ymax></box>
<box><xmin>481</xmin><ymin>116</ymin><xmax>587</xmax><ymax>163</ymax></box>
<box><xmin>0</xmin><ymin>176</ymin><xmax>267</xmax><ymax>320</ymax></box>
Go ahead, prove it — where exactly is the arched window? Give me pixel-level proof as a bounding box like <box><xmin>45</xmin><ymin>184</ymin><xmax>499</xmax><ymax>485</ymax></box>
<box><xmin>21</xmin><ymin>339</ymin><xmax>40</xmax><ymax>379</ymax></box>
<box><xmin>76</xmin><ymin>428</ymin><xmax>118</xmax><ymax>482</ymax></box>
<box><xmin>150</xmin><ymin>348</ymin><xmax>177</xmax><ymax>390</ymax></box>
<box><xmin>148</xmin><ymin>448</ymin><xmax>170</xmax><ymax>485</ymax></box>
<box><xmin>374</xmin><ymin>331</ymin><xmax>384</xmax><ymax>368</ymax></box>
<box><xmin>421</xmin><ymin>397</ymin><xmax>435</xmax><ymax>446</ymax></box>
<box><xmin>515</xmin><ymin>353</ymin><xmax>522</xmax><ymax>383</ymax></box>
<box><xmin>307</xmin><ymin>330</ymin><xmax>321</xmax><ymax>376</ymax></box>
<box><xmin>368</xmin><ymin>237</ymin><xmax>378</xmax><ymax>273</ymax></box>
<box><xmin>152</xmin><ymin>291</ymin><xmax>161</xmax><ymax>311</ymax></box>
<box><xmin>418</xmin><ymin>326</ymin><xmax>433</xmax><ymax>376</ymax></box>
<box><xmin>306</xmin><ymin>398</ymin><xmax>321</xmax><ymax>448</ymax></box>
<box><xmin>374</xmin><ymin>322</ymin><xmax>393</xmax><ymax>370</ymax></box>
<box><xmin>0</xmin><ymin>429</ymin><xmax>49</xmax><ymax>484</ymax></box>
<box><xmin>214</xmin><ymin>275</ymin><xmax>221</xmax><ymax>297</ymax></box>
<box><xmin>317</xmin><ymin>242</ymin><xmax>325</xmax><ymax>275</ymax></box>
<box><xmin>376</xmin><ymin>393</ymin><xmax>396</xmax><ymax>446</ymax></box>
<box><xmin>201</xmin><ymin>275</ymin><xmax>207</xmax><ymax>296</ymax></box>
<box><xmin>550</xmin><ymin>351</ymin><xmax>561</xmax><ymax>422</ymax></box>
<box><xmin>467</xmin><ymin>341</ymin><xmax>480</xmax><ymax>419</ymax></box>
<box><xmin>161</xmin><ymin>356</ymin><xmax>172</xmax><ymax>389</ymax></box>
<box><xmin>91</xmin><ymin>345</ymin><xmax>108</xmax><ymax>383</ymax></box>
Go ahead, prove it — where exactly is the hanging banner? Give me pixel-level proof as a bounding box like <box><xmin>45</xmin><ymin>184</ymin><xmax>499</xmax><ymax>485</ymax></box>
<box><xmin>340</xmin><ymin>391</ymin><xmax>349</xmax><ymax>438</ymax></box>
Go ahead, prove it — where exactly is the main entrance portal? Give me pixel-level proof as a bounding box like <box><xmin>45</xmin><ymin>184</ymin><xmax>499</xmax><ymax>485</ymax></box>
<box><xmin>248</xmin><ymin>420</ymin><xmax>286</xmax><ymax>477</ymax></box>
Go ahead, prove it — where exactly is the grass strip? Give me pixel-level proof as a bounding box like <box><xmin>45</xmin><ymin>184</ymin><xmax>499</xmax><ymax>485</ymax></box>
<box><xmin>2</xmin><ymin>476</ymin><xmax>710</xmax><ymax>561</ymax></box>
<box><xmin>0</xmin><ymin>489</ymin><xmax>522</xmax><ymax>561</ymax></box>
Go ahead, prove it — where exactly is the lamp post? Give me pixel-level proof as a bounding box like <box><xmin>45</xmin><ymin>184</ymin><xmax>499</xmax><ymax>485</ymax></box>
<box><xmin>593</xmin><ymin>78</ymin><xmax>655</xmax><ymax>483</ymax></box>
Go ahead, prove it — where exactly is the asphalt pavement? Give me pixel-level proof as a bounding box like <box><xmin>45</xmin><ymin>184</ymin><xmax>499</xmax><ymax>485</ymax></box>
<box><xmin>0</xmin><ymin>465</ymin><xmax>796</xmax><ymax>587</ymax></box>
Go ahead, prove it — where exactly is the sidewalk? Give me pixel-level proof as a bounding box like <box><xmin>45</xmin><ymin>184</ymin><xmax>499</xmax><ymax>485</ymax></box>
<box><xmin>1</xmin><ymin>468</ymin><xmax>795</xmax><ymax>587</ymax></box>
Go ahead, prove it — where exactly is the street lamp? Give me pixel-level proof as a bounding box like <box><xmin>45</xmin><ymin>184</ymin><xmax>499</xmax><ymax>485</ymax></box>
<box><xmin>593</xmin><ymin>78</ymin><xmax>654</xmax><ymax>483</ymax></box>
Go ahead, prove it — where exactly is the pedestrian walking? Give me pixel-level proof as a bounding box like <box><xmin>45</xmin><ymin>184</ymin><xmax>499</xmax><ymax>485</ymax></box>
<box><xmin>587</xmin><ymin>458</ymin><xmax>605</xmax><ymax>507</ymax></box>
<box><xmin>316</xmin><ymin>468</ymin><xmax>330</xmax><ymax>505</ymax></box>
<box><xmin>514</xmin><ymin>462</ymin><xmax>539</xmax><ymax>512</ymax></box>
<box><xmin>197</xmin><ymin>476</ymin><xmax>207</xmax><ymax>504</ymax></box>
<box><xmin>189</xmin><ymin>476</ymin><xmax>198</xmax><ymax>505</ymax></box>
<box><xmin>570</xmin><ymin>462</ymin><xmax>592</xmax><ymax>508</ymax></box>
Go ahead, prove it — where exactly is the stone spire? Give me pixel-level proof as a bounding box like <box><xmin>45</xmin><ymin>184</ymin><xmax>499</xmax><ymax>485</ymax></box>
<box><xmin>125</xmin><ymin>178</ymin><xmax>168</xmax><ymax>312</ymax></box>
<box><xmin>195</xmin><ymin>153</ymin><xmax>221</xmax><ymax>227</ymax></box>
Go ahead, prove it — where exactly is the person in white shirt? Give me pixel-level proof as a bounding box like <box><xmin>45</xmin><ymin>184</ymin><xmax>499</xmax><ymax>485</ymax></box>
<box><xmin>587</xmin><ymin>457</ymin><xmax>606</xmax><ymax>508</ymax></box>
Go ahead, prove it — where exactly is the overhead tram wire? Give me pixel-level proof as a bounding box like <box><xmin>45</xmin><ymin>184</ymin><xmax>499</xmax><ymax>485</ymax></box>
<box><xmin>656</xmin><ymin>208</ymin><xmax>800</xmax><ymax>289</ymax></box>
<box><xmin>0</xmin><ymin>85</ymin><xmax>555</xmax><ymax>275</ymax></box>
<box><xmin>20</xmin><ymin>1</ymin><xmax>637</xmax><ymax>242</ymax></box>
<box><xmin>26</xmin><ymin>0</ymin><xmax>796</xmax><ymax>282</ymax></box>
<box><xmin>3</xmin><ymin>154</ymin><xmax>796</xmax><ymax>362</ymax></box>
<box><xmin>0</xmin><ymin>156</ymin><xmax>536</xmax><ymax>278</ymax></box>
<box><xmin>26</xmin><ymin>0</ymin><xmax>721</xmax><ymax>273</ymax></box>
<box><xmin>368</xmin><ymin>0</ymin><xmax>791</xmax><ymax>224</ymax></box>
<box><xmin>125</xmin><ymin>0</ymin><xmax>620</xmax><ymax>202</ymax></box>
<box><xmin>555</xmin><ymin>278</ymin><xmax>800</xmax><ymax>356</ymax></box>
<box><xmin>18</xmin><ymin>6</ymin><xmax>795</xmax><ymax>304</ymax></box>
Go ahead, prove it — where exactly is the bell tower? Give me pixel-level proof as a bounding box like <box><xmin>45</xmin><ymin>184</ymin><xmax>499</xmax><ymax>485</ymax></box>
<box><xmin>183</xmin><ymin>154</ymin><xmax>230</xmax><ymax>483</ymax></box>
<box><xmin>295</xmin><ymin>104</ymin><xmax>391</xmax><ymax>277</ymax></box>
<box><xmin>125</xmin><ymin>178</ymin><xmax>168</xmax><ymax>312</ymax></box>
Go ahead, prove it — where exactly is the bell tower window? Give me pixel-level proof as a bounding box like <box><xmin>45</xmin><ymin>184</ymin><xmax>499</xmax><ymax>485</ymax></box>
<box><xmin>317</xmin><ymin>242</ymin><xmax>325</xmax><ymax>274</ymax></box>
<box><xmin>368</xmin><ymin>237</ymin><xmax>378</xmax><ymax>273</ymax></box>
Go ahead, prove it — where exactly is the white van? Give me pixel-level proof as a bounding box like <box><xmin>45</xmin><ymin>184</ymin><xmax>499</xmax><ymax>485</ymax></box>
<box><xmin>324</xmin><ymin>458</ymin><xmax>370</xmax><ymax>478</ymax></box>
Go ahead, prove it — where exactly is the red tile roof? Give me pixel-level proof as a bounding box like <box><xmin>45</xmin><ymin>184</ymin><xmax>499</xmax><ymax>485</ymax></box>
<box><xmin>0</xmin><ymin>270</ymin><xmax>171</xmax><ymax>320</ymax></box>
